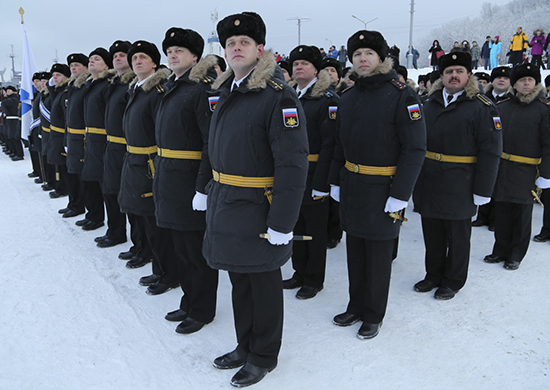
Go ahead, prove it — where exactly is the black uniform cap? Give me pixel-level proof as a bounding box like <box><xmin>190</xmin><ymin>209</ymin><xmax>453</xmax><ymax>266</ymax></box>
<box><xmin>162</xmin><ymin>28</ymin><xmax>204</xmax><ymax>58</ymax></box>
<box><xmin>127</xmin><ymin>40</ymin><xmax>161</xmax><ymax>70</ymax></box>
<box><xmin>347</xmin><ymin>30</ymin><xmax>388</xmax><ymax>62</ymax></box>
<box><xmin>109</xmin><ymin>40</ymin><xmax>132</xmax><ymax>56</ymax></box>
<box><xmin>289</xmin><ymin>45</ymin><xmax>323</xmax><ymax>74</ymax></box>
<box><xmin>510</xmin><ymin>63</ymin><xmax>541</xmax><ymax>85</ymax></box>
<box><xmin>277</xmin><ymin>60</ymin><xmax>291</xmax><ymax>75</ymax></box>
<box><xmin>217</xmin><ymin>12</ymin><xmax>266</xmax><ymax>48</ymax></box>
<box><xmin>40</xmin><ymin>72</ymin><xmax>52</xmax><ymax>80</ymax></box>
<box><xmin>32</xmin><ymin>72</ymin><xmax>41</xmax><ymax>81</ymax></box>
<box><xmin>320</xmin><ymin>57</ymin><xmax>342</xmax><ymax>79</ymax></box>
<box><xmin>67</xmin><ymin>53</ymin><xmax>88</xmax><ymax>67</ymax></box>
<box><xmin>50</xmin><ymin>63</ymin><xmax>71</xmax><ymax>78</ymax></box>
<box><xmin>490</xmin><ymin>66</ymin><xmax>511</xmax><ymax>82</ymax></box>
<box><xmin>438</xmin><ymin>52</ymin><xmax>472</xmax><ymax>73</ymax></box>
<box><xmin>89</xmin><ymin>47</ymin><xmax>113</xmax><ymax>69</ymax></box>
<box><xmin>474</xmin><ymin>72</ymin><xmax>490</xmax><ymax>83</ymax></box>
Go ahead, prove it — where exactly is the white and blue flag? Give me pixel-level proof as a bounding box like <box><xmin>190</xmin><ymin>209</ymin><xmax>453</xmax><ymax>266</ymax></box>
<box><xmin>20</xmin><ymin>21</ymin><xmax>38</xmax><ymax>140</ymax></box>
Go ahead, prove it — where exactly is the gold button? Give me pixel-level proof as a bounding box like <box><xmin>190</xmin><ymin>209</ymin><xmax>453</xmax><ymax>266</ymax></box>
<box><xmin>435</xmin><ymin>153</ymin><xmax>442</xmax><ymax>161</ymax></box>
<box><xmin>213</xmin><ymin>171</ymin><xmax>220</xmax><ymax>182</ymax></box>
<box><xmin>353</xmin><ymin>164</ymin><xmax>359</xmax><ymax>173</ymax></box>
<box><xmin>234</xmin><ymin>19</ymin><xmax>240</xmax><ymax>26</ymax></box>
<box><xmin>504</xmin><ymin>153</ymin><xmax>510</xmax><ymax>160</ymax></box>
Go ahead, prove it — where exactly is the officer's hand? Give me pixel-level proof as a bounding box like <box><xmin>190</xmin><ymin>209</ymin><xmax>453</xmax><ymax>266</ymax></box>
<box><xmin>266</xmin><ymin>227</ymin><xmax>292</xmax><ymax>246</ymax></box>
<box><xmin>312</xmin><ymin>189</ymin><xmax>329</xmax><ymax>199</ymax></box>
<box><xmin>192</xmin><ymin>191</ymin><xmax>208</xmax><ymax>211</ymax></box>
<box><xmin>330</xmin><ymin>185</ymin><xmax>340</xmax><ymax>202</ymax></box>
<box><xmin>384</xmin><ymin>196</ymin><xmax>408</xmax><ymax>213</ymax></box>
<box><xmin>473</xmin><ymin>194</ymin><xmax>491</xmax><ymax>206</ymax></box>
<box><xmin>535</xmin><ymin>177</ymin><xmax>550</xmax><ymax>190</ymax></box>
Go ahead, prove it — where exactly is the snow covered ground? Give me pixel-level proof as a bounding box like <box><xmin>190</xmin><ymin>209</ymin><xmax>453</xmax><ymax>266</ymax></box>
<box><xmin>1</xmin><ymin>125</ymin><xmax>549</xmax><ymax>388</ymax></box>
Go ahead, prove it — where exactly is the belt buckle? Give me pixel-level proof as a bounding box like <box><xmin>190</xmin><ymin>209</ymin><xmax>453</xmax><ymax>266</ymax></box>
<box><xmin>434</xmin><ymin>153</ymin><xmax>442</xmax><ymax>161</ymax></box>
<box><xmin>503</xmin><ymin>153</ymin><xmax>511</xmax><ymax>160</ymax></box>
<box><xmin>353</xmin><ymin>164</ymin><xmax>359</xmax><ymax>173</ymax></box>
<box><xmin>213</xmin><ymin>170</ymin><xmax>220</xmax><ymax>182</ymax></box>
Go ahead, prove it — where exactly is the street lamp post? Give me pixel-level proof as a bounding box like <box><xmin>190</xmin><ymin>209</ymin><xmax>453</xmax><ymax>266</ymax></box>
<box><xmin>351</xmin><ymin>15</ymin><xmax>379</xmax><ymax>30</ymax></box>
<box><xmin>287</xmin><ymin>17</ymin><xmax>312</xmax><ymax>46</ymax></box>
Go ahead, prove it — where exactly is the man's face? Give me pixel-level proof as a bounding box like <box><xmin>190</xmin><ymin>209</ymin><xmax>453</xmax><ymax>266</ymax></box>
<box><xmin>40</xmin><ymin>79</ymin><xmax>48</xmax><ymax>90</ymax></box>
<box><xmin>112</xmin><ymin>52</ymin><xmax>130</xmax><ymax>74</ymax></box>
<box><xmin>166</xmin><ymin>46</ymin><xmax>197</xmax><ymax>77</ymax></box>
<box><xmin>517</xmin><ymin>28</ymin><xmax>522</xmax><ymax>34</ymax></box>
<box><xmin>132</xmin><ymin>52</ymin><xmax>157</xmax><ymax>81</ymax></box>
<box><xmin>88</xmin><ymin>55</ymin><xmax>108</xmax><ymax>74</ymax></box>
<box><xmin>324</xmin><ymin>66</ymin><xmax>339</xmax><ymax>85</ymax></box>
<box><xmin>514</xmin><ymin>76</ymin><xmax>536</xmax><ymax>95</ymax></box>
<box><xmin>52</xmin><ymin>71</ymin><xmax>68</xmax><ymax>86</ymax></box>
<box><xmin>70</xmin><ymin>62</ymin><xmax>87</xmax><ymax>77</ymax></box>
<box><xmin>493</xmin><ymin>76</ymin><xmax>510</xmax><ymax>94</ymax></box>
<box><xmin>441</xmin><ymin>65</ymin><xmax>470</xmax><ymax>94</ymax></box>
<box><xmin>33</xmin><ymin>79</ymin><xmax>41</xmax><ymax>91</ymax></box>
<box><xmin>478</xmin><ymin>79</ymin><xmax>488</xmax><ymax>87</ymax></box>
<box><xmin>352</xmin><ymin>48</ymin><xmax>381</xmax><ymax>77</ymax></box>
<box><xmin>280</xmin><ymin>68</ymin><xmax>291</xmax><ymax>83</ymax></box>
<box><xmin>292</xmin><ymin>59</ymin><xmax>317</xmax><ymax>86</ymax></box>
<box><xmin>224</xmin><ymin>35</ymin><xmax>264</xmax><ymax>77</ymax></box>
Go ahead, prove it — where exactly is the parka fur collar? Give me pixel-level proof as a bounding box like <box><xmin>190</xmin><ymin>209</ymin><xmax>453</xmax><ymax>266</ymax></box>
<box><xmin>509</xmin><ymin>83</ymin><xmax>546</xmax><ymax>104</ymax></box>
<box><xmin>119</xmin><ymin>69</ymin><xmax>136</xmax><ymax>85</ymax></box>
<box><xmin>428</xmin><ymin>74</ymin><xmax>480</xmax><ymax>99</ymax></box>
<box><xmin>129</xmin><ymin>68</ymin><xmax>172</xmax><ymax>92</ymax></box>
<box><xmin>349</xmin><ymin>57</ymin><xmax>394</xmax><ymax>79</ymax></box>
<box><xmin>288</xmin><ymin>69</ymin><xmax>332</xmax><ymax>98</ymax></box>
<box><xmin>86</xmin><ymin>69</ymin><xmax>116</xmax><ymax>83</ymax></box>
<box><xmin>70</xmin><ymin>70</ymin><xmax>91</xmax><ymax>89</ymax></box>
<box><xmin>56</xmin><ymin>77</ymin><xmax>71</xmax><ymax>90</ymax></box>
<box><xmin>212</xmin><ymin>50</ymin><xmax>277</xmax><ymax>91</ymax></box>
<box><xmin>189</xmin><ymin>55</ymin><xmax>217</xmax><ymax>83</ymax></box>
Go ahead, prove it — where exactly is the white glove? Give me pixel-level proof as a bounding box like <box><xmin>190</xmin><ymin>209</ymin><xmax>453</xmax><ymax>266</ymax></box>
<box><xmin>192</xmin><ymin>191</ymin><xmax>207</xmax><ymax>211</ymax></box>
<box><xmin>266</xmin><ymin>227</ymin><xmax>292</xmax><ymax>246</ymax></box>
<box><xmin>64</xmin><ymin>146</ymin><xmax>68</xmax><ymax>153</ymax></box>
<box><xmin>535</xmin><ymin>177</ymin><xmax>550</xmax><ymax>189</ymax></box>
<box><xmin>330</xmin><ymin>185</ymin><xmax>340</xmax><ymax>202</ymax></box>
<box><xmin>48</xmin><ymin>77</ymin><xmax>55</xmax><ymax>86</ymax></box>
<box><xmin>312</xmin><ymin>189</ymin><xmax>329</xmax><ymax>198</ymax></box>
<box><xmin>473</xmin><ymin>194</ymin><xmax>491</xmax><ymax>206</ymax></box>
<box><xmin>384</xmin><ymin>196</ymin><xmax>408</xmax><ymax>213</ymax></box>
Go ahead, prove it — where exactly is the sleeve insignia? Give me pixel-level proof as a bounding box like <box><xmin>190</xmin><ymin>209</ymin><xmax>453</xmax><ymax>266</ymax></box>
<box><xmin>329</xmin><ymin>106</ymin><xmax>338</xmax><ymax>120</ymax></box>
<box><xmin>407</xmin><ymin>104</ymin><xmax>421</xmax><ymax>120</ymax></box>
<box><xmin>493</xmin><ymin>117</ymin><xmax>502</xmax><ymax>130</ymax></box>
<box><xmin>282</xmin><ymin>108</ymin><xmax>299</xmax><ymax>128</ymax></box>
<box><xmin>208</xmin><ymin>96</ymin><xmax>219</xmax><ymax>112</ymax></box>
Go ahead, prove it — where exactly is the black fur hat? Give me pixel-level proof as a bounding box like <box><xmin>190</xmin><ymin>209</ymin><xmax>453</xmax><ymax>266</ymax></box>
<box><xmin>162</xmin><ymin>28</ymin><xmax>204</xmax><ymax>58</ymax></box>
<box><xmin>510</xmin><ymin>63</ymin><xmax>541</xmax><ymax>86</ymax></box>
<box><xmin>320</xmin><ymin>57</ymin><xmax>342</xmax><ymax>79</ymax></box>
<box><xmin>490</xmin><ymin>66</ymin><xmax>511</xmax><ymax>82</ymax></box>
<box><xmin>428</xmin><ymin>70</ymin><xmax>440</xmax><ymax>84</ymax></box>
<box><xmin>347</xmin><ymin>30</ymin><xmax>388</xmax><ymax>62</ymax></box>
<box><xmin>474</xmin><ymin>72</ymin><xmax>490</xmax><ymax>83</ymax></box>
<box><xmin>127</xmin><ymin>40</ymin><xmax>161</xmax><ymax>70</ymax></box>
<box><xmin>32</xmin><ymin>72</ymin><xmax>41</xmax><ymax>81</ymax></box>
<box><xmin>397</xmin><ymin>65</ymin><xmax>408</xmax><ymax>81</ymax></box>
<box><xmin>40</xmin><ymin>72</ymin><xmax>52</xmax><ymax>80</ymax></box>
<box><xmin>109</xmin><ymin>40</ymin><xmax>132</xmax><ymax>56</ymax></box>
<box><xmin>438</xmin><ymin>52</ymin><xmax>472</xmax><ymax>73</ymax></box>
<box><xmin>50</xmin><ymin>63</ymin><xmax>71</xmax><ymax>78</ymax></box>
<box><xmin>277</xmin><ymin>60</ymin><xmax>291</xmax><ymax>75</ymax></box>
<box><xmin>289</xmin><ymin>45</ymin><xmax>323</xmax><ymax>74</ymax></box>
<box><xmin>545</xmin><ymin>74</ymin><xmax>550</xmax><ymax>88</ymax></box>
<box><xmin>89</xmin><ymin>47</ymin><xmax>113</xmax><ymax>69</ymax></box>
<box><xmin>217</xmin><ymin>12</ymin><xmax>266</xmax><ymax>48</ymax></box>
<box><xmin>67</xmin><ymin>53</ymin><xmax>88</xmax><ymax>67</ymax></box>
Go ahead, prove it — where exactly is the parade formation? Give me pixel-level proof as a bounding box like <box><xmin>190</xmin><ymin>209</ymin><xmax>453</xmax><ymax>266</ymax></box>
<box><xmin>1</xmin><ymin>10</ymin><xmax>550</xmax><ymax>388</ymax></box>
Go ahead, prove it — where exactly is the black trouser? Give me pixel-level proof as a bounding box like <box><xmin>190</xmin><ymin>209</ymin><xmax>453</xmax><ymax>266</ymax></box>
<box><xmin>171</xmin><ymin>229</ymin><xmax>218</xmax><ymax>323</ymax></box>
<box><xmin>492</xmin><ymin>201</ymin><xmax>532</xmax><ymax>263</ymax></box>
<box><xmin>103</xmin><ymin>193</ymin><xmax>126</xmax><ymax>241</ymax></box>
<box><xmin>532</xmin><ymin>54</ymin><xmax>546</xmax><ymax>69</ymax></box>
<box><xmin>9</xmin><ymin>137</ymin><xmax>24</xmax><ymax>157</ymax></box>
<box><xmin>141</xmin><ymin>214</ymin><xmax>177</xmax><ymax>282</ymax></box>
<box><xmin>55</xmin><ymin>164</ymin><xmax>68</xmax><ymax>195</ymax></box>
<box><xmin>127</xmin><ymin>212</ymin><xmax>145</xmax><ymax>256</ymax></box>
<box><xmin>509</xmin><ymin>51</ymin><xmax>523</xmax><ymax>66</ymax></box>
<box><xmin>345</xmin><ymin>234</ymin><xmax>394</xmax><ymax>324</ymax></box>
<box><xmin>421</xmin><ymin>217</ymin><xmax>471</xmax><ymax>291</ymax></box>
<box><xmin>327</xmin><ymin>198</ymin><xmax>343</xmax><ymax>242</ymax></box>
<box><xmin>42</xmin><ymin>156</ymin><xmax>56</xmax><ymax>186</ymax></box>
<box><xmin>66</xmin><ymin>172</ymin><xmax>84</xmax><ymax>212</ymax></box>
<box><xmin>83</xmin><ymin>180</ymin><xmax>104</xmax><ymax>223</ymax></box>
<box><xmin>229</xmin><ymin>269</ymin><xmax>283</xmax><ymax>369</ymax></box>
<box><xmin>475</xmin><ymin>199</ymin><xmax>495</xmax><ymax>225</ymax></box>
<box><xmin>539</xmin><ymin>189</ymin><xmax>550</xmax><ymax>236</ymax></box>
<box><xmin>291</xmin><ymin>199</ymin><xmax>329</xmax><ymax>288</ymax></box>
<box><xmin>30</xmin><ymin>150</ymin><xmax>41</xmax><ymax>175</ymax></box>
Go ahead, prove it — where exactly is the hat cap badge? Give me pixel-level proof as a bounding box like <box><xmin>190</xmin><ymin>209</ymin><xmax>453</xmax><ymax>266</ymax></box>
<box><xmin>171</xmin><ymin>32</ymin><xmax>175</xmax><ymax>37</ymax></box>
<box><xmin>137</xmin><ymin>43</ymin><xmax>141</xmax><ymax>46</ymax></box>
<box><xmin>452</xmin><ymin>54</ymin><xmax>457</xmax><ymax>59</ymax></box>
<box><xmin>299</xmin><ymin>47</ymin><xmax>303</xmax><ymax>52</ymax></box>
<box><xmin>359</xmin><ymin>35</ymin><xmax>364</xmax><ymax>40</ymax></box>
<box><xmin>234</xmin><ymin>19</ymin><xmax>240</xmax><ymax>26</ymax></box>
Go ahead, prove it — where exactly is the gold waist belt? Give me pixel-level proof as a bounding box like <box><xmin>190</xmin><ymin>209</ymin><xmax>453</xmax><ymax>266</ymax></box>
<box><xmin>425</xmin><ymin>151</ymin><xmax>477</xmax><ymax>163</ymax></box>
<box><xmin>345</xmin><ymin>161</ymin><xmax>397</xmax><ymax>176</ymax></box>
<box><xmin>50</xmin><ymin>125</ymin><xmax>65</xmax><ymax>134</ymax></box>
<box><xmin>308</xmin><ymin>154</ymin><xmax>319</xmax><ymax>162</ymax></box>
<box><xmin>126</xmin><ymin>145</ymin><xmax>157</xmax><ymax>154</ymax></box>
<box><xmin>107</xmin><ymin>135</ymin><xmax>127</xmax><ymax>145</ymax></box>
<box><xmin>212</xmin><ymin>169</ymin><xmax>274</xmax><ymax>188</ymax></box>
<box><xmin>68</xmin><ymin>128</ymin><xmax>85</xmax><ymax>135</ymax></box>
<box><xmin>86</xmin><ymin>127</ymin><xmax>107</xmax><ymax>135</ymax></box>
<box><xmin>157</xmin><ymin>148</ymin><xmax>202</xmax><ymax>160</ymax></box>
<box><xmin>42</xmin><ymin>126</ymin><xmax>50</xmax><ymax>133</ymax></box>
<box><xmin>501</xmin><ymin>152</ymin><xmax>541</xmax><ymax>165</ymax></box>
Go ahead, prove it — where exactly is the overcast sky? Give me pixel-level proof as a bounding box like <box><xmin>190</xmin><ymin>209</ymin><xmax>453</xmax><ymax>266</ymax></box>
<box><xmin>2</xmin><ymin>0</ymin><xmax>510</xmax><ymax>78</ymax></box>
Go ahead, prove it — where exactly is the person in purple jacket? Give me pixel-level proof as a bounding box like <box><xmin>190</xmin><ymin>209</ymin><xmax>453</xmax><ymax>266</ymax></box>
<box><xmin>530</xmin><ymin>29</ymin><xmax>546</xmax><ymax>69</ymax></box>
